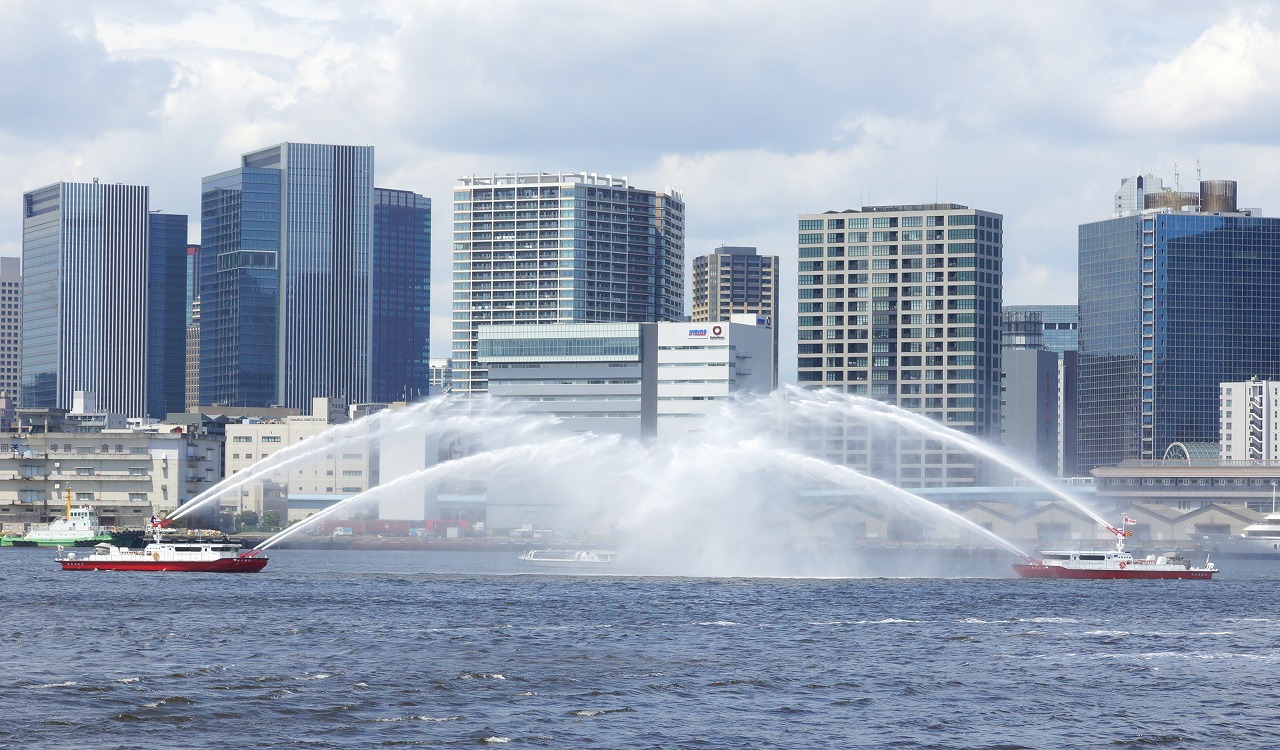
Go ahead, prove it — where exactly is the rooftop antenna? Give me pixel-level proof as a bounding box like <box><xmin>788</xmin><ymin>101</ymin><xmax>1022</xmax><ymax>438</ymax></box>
<box><xmin>1173</xmin><ymin>162</ymin><xmax>1180</xmax><ymax>193</ymax></box>
<box><xmin>1196</xmin><ymin>158</ymin><xmax>1202</xmax><ymax>183</ymax></box>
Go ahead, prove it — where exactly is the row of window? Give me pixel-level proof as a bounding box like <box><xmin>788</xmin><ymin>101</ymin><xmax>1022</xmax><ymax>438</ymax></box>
<box><xmin>800</xmin><ymin>214</ymin><xmax>1000</xmax><ymax>231</ymax></box>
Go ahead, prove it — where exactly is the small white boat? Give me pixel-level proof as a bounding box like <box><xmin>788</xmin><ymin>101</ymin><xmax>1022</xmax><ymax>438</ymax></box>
<box><xmin>519</xmin><ymin>549</ymin><xmax>616</xmax><ymax>568</ymax></box>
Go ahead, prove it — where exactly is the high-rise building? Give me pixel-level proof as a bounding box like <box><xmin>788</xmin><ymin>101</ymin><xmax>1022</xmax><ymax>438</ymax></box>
<box><xmin>999</xmin><ymin>310</ymin><xmax>1059</xmax><ymax>476</ymax></box>
<box><xmin>186</xmin><ymin>297</ymin><xmax>201</xmax><ymax>411</ymax></box>
<box><xmin>450</xmin><ymin>172</ymin><xmax>685</xmax><ymax>395</ymax></box>
<box><xmin>147</xmin><ymin>213</ymin><xmax>189</xmax><ymax>419</ymax></box>
<box><xmin>1078</xmin><ymin>178</ymin><xmax>1280</xmax><ymax>472</ymax></box>
<box><xmin>1113</xmin><ymin>173</ymin><xmax>1164</xmax><ymax>217</ymax></box>
<box><xmin>184</xmin><ymin>244</ymin><xmax>201</xmax><ymax>411</ymax></box>
<box><xmin>200</xmin><ymin>143</ymin><xmax>374</xmax><ymax>410</ymax></box>
<box><xmin>1006</xmin><ymin>304</ymin><xmax>1079</xmax><ymax>476</ymax></box>
<box><xmin>371</xmin><ymin>188</ymin><xmax>431</xmax><ymax>403</ymax></box>
<box><xmin>692</xmin><ymin>245</ymin><xmax>778</xmax><ymax>387</ymax></box>
<box><xmin>1220</xmin><ymin>378</ymin><xmax>1280</xmax><ymax>462</ymax></box>
<box><xmin>796</xmin><ymin>203</ymin><xmax>1003</xmax><ymax>486</ymax></box>
<box><xmin>0</xmin><ymin>257</ymin><xmax>21</xmax><ymax>402</ymax></box>
<box><xmin>1007</xmin><ymin>304</ymin><xmax>1078</xmax><ymax>355</ymax></box>
<box><xmin>21</xmin><ymin>181</ymin><xmax>187</xmax><ymax>418</ymax></box>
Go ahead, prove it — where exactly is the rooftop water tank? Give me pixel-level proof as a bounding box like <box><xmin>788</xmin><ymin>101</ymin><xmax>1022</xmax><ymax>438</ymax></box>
<box><xmin>1199</xmin><ymin>180</ymin><xmax>1238</xmax><ymax>214</ymax></box>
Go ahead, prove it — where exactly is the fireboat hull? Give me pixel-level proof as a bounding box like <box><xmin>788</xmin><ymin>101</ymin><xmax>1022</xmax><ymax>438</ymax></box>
<box><xmin>1013</xmin><ymin>563</ymin><xmax>1214</xmax><ymax>580</ymax></box>
<box><xmin>60</xmin><ymin>557</ymin><xmax>268</xmax><ymax>573</ymax></box>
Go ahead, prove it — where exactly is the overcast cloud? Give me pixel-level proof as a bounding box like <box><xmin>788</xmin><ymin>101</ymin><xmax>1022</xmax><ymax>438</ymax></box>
<box><xmin>3</xmin><ymin>0</ymin><xmax>1279</xmax><ymax>378</ymax></box>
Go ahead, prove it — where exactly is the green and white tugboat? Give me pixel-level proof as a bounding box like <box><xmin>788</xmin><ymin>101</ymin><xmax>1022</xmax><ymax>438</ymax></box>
<box><xmin>0</xmin><ymin>489</ymin><xmax>144</xmax><ymax>548</ymax></box>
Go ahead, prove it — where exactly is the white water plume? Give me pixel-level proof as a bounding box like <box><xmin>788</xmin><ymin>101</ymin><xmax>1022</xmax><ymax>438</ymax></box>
<box><xmin>611</xmin><ymin>431</ymin><xmax>1029</xmax><ymax>577</ymax></box>
<box><xmin>783</xmin><ymin>387</ymin><xmax>1112</xmax><ymax>530</ymax></box>
<box><xmin>218</xmin><ymin>387</ymin><xmax>1085</xmax><ymax>577</ymax></box>
<box><xmin>168</xmin><ymin>396</ymin><xmax>560</xmax><ymax>524</ymax></box>
<box><xmin>256</xmin><ymin>434</ymin><xmax>623</xmax><ymax>551</ymax></box>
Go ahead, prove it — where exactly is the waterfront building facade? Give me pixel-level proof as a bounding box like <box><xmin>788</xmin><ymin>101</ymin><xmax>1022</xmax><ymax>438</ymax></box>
<box><xmin>0</xmin><ymin>257</ymin><xmax>20</xmax><ymax>403</ymax></box>
<box><xmin>0</xmin><ymin>414</ymin><xmax>223</xmax><ymax>530</ymax></box>
<box><xmin>21</xmin><ymin>181</ymin><xmax>188</xmax><ymax>419</ymax></box>
<box><xmin>1077</xmin><ymin>179</ymin><xmax>1280</xmax><ymax>472</ymax></box>
<box><xmin>692</xmin><ymin>245</ymin><xmax>778</xmax><ymax>388</ymax></box>
<box><xmin>372</xmin><ymin>188</ymin><xmax>431</xmax><ymax>403</ymax></box>
<box><xmin>450</xmin><ymin>172</ymin><xmax>686</xmax><ymax>395</ymax></box>
<box><xmin>795</xmin><ymin>203</ymin><xmax>1003</xmax><ymax>486</ymax></box>
<box><xmin>223</xmin><ymin>397</ymin><xmax>367</xmax><ymax>522</ymax></box>
<box><xmin>200</xmin><ymin>143</ymin><xmax>374</xmax><ymax>410</ymax></box>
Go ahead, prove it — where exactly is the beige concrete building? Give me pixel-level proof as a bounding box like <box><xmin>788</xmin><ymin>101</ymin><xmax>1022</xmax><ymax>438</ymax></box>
<box><xmin>0</xmin><ymin>421</ymin><xmax>222</xmax><ymax>532</ymax></box>
<box><xmin>222</xmin><ymin>397</ymin><xmax>373</xmax><ymax>522</ymax></box>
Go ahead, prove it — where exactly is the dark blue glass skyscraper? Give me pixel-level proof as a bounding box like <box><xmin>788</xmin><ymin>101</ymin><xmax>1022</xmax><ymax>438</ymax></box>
<box><xmin>199</xmin><ymin>167</ymin><xmax>282</xmax><ymax>408</ymax></box>
<box><xmin>1078</xmin><ymin>180</ymin><xmax>1280</xmax><ymax>472</ymax></box>
<box><xmin>199</xmin><ymin>143</ymin><xmax>374</xmax><ymax>410</ymax></box>
<box><xmin>372</xmin><ymin>188</ymin><xmax>431</xmax><ymax>402</ymax></box>
<box><xmin>146</xmin><ymin>212</ymin><xmax>190</xmax><ymax>418</ymax></box>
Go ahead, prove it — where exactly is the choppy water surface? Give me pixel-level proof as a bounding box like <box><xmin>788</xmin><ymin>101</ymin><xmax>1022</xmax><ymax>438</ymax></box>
<box><xmin>3</xmin><ymin>548</ymin><xmax>1279</xmax><ymax>749</ymax></box>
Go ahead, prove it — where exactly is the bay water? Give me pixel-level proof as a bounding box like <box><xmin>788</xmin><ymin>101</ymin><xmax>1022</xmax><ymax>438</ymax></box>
<box><xmin>3</xmin><ymin>548</ymin><xmax>1278</xmax><ymax>749</ymax></box>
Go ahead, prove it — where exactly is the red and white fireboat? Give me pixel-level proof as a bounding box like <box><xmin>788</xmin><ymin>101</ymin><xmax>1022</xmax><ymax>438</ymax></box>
<box><xmin>56</xmin><ymin>516</ymin><xmax>268</xmax><ymax>573</ymax></box>
<box><xmin>1013</xmin><ymin>516</ymin><xmax>1216</xmax><ymax>580</ymax></box>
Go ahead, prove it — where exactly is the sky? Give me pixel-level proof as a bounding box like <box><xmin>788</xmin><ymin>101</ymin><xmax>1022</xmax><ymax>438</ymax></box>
<box><xmin>4</xmin><ymin>0</ymin><xmax>1280</xmax><ymax>378</ymax></box>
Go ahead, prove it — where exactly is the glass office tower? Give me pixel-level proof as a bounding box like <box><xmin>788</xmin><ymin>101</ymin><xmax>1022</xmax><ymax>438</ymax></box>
<box><xmin>200</xmin><ymin>143</ymin><xmax>374</xmax><ymax>410</ymax></box>
<box><xmin>199</xmin><ymin>167</ymin><xmax>283</xmax><ymax>408</ymax></box>
<box><xmin>372</xmin><ymin>188</ymin><xmax>431</xmax><ymax>403</ymax></box>
<box><xmin>146</xmin><ymin>213</ymin><xmax>190</xmax><ymax>418</ymax></box>
<box><xmin>451</xmin><ymin>172</ymin><xmax>685</xmax><ymax>395</ymax></box>
<box><xmin>1078</xmin><ymin>180</ymin><xmax>1280</xmax><ymax>472</ymax></box>
<box><xmin>21</xmin><ymin>181</ymin><xmax>187</xmax><ymax>418</ymax></box>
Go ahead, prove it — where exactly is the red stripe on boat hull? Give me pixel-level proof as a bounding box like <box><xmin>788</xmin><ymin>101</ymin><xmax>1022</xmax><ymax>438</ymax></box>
<box><xmin>1012</xmin><ymin>564</ymin><xmax>1213</xmax><ymax>580</ymax></box>
<box><xmin>59</xmin><ymin>557</ymin><xmax>268</xmax><ymax>573</ymax></box>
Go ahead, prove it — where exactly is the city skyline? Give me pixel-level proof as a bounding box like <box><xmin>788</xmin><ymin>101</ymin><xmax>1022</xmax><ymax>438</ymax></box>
<box><xmin>3</xmin><ymin>3</ymin><xmax>1278</xmax><ymax>381</ymax></box>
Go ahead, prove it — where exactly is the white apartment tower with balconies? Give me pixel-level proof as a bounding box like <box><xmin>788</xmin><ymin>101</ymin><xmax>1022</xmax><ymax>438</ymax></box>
<box><xmin>450</xmin><ymin>172</ymin><xmax>685</xmax><ymax>395</ymax></box>
<box><xmin>796</xmin><ymin>203</ymin><xmax>1003</xmax><ymax>487</ymax></box>
<box><xmin>1220</xmin><ymin>378</ymin><xmax>1280</xmax><ymax>461</ymax></box>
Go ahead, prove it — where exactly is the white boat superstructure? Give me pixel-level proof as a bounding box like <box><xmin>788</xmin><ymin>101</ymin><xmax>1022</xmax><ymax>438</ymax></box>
<box><xmin>1198</xmin><ymin>512</ymin><xmax>1280</xmax><ymax>556</ymax></box>
<box><xmin>1196</xmin><ymin>484</ymin><xmax>1280</xmax><ymax>556</ymax></box>
<box><xmin>24</xmin><ymin>506</ymin><xmax>101</xmax><ymax>543</ymax></box>
<box><xmin>519</xmin><ymin>549</ymin><xmax>616</xmax><ymax>568</ymax></box>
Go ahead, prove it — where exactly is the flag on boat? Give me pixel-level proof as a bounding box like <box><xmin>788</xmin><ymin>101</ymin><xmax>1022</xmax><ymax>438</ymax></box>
<box><xmin>1123</xmin><ymin>517</ymin><xmax>1138</xmax><ymax>526</ymax></box>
